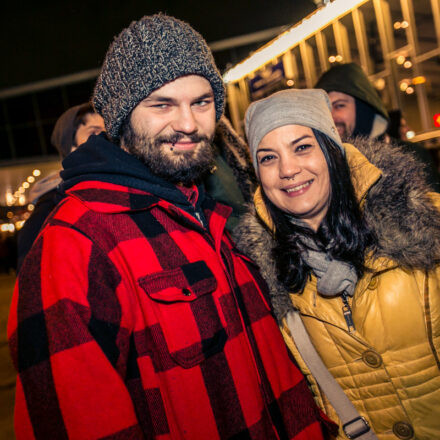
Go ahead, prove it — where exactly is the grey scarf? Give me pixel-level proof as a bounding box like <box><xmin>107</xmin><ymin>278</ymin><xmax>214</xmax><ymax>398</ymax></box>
<box><xmin>289</xmin><ymin>217</ymin><xmax>358</xmax><ymax>297</ymax></box>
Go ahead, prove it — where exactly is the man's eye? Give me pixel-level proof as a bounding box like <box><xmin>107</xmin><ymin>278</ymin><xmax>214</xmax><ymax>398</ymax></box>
<box><xmin>193</xmin><ymin>99</ymin><xmax>212</xmax><ymax>107</ymax></box>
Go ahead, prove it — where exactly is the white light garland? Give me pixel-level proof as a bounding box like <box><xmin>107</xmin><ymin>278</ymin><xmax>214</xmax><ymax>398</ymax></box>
<box><xmin>223</xmin><ymin>0</ymin><xmax>369</xmax><ymax>83</ymax></box>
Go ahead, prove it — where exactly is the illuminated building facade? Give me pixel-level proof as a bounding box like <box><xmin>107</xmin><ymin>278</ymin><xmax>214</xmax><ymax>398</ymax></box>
<box><xmin>224</xmin><ymin>0</ymin><xmax>440</xmax><ymax>145</ymax></box>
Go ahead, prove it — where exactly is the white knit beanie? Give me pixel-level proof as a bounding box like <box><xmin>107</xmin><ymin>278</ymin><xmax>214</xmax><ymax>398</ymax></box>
<box><xmin>245</xmin><ymin>88</ymin><xmax>344</xmax><ymax>175</ymax></box>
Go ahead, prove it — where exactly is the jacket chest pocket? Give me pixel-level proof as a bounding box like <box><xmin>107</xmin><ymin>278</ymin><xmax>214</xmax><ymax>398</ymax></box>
<box><xmin>138</xmin><ymin>260</ymin><xmax>227</xmax><ymax>369</ymax></box>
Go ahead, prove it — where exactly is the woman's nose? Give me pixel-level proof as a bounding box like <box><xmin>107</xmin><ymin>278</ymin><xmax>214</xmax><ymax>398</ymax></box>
<box><xmin>279</xmin><ymin>157</ymin><xmax>301</xmax><ymax>179</ymax></box>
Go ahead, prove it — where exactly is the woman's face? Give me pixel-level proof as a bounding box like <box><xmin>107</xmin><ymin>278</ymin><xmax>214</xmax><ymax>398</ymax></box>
<box><xmin>256</xmin><ymin>125</ymin><xmax>331</xmax><ymax>231</ymax></box>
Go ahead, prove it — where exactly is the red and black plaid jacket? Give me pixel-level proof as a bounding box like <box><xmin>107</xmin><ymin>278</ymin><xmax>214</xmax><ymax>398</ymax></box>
<box><xmin>8</xmin><ymin>179</ymin><xmax>332</xmax><ymax>439</ymax></box>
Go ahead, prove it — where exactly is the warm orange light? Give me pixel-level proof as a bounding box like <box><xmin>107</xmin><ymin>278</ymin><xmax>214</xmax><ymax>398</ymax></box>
<box><xmin>374</xmin><ymin>78</ymin><xmax>385</xmax><ymax>90</ymax></box>
<box><xmin>412</xmin><ymin>76</ymin><xmax>426</xmax><ymax>85</ymax></box>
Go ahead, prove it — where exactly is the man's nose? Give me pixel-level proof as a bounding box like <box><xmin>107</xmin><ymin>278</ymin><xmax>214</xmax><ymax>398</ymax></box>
<box><xmin>172</xmin><ymin>105</ymin><xmax>197</xmax><ymax>134</ymax></box>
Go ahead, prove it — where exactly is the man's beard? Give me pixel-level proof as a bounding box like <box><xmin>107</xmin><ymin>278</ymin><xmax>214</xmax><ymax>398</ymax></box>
<box><xmin>121</xmin><ymin>121</ymin><xmax>216</xmax><ymax>186</ymax></box>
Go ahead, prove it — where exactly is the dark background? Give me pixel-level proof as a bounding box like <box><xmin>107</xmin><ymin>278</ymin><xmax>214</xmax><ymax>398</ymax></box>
<box><xmin>1</xmin><ymin>0</ymin><xmax>315</xmax><ymax>89</ymax></box>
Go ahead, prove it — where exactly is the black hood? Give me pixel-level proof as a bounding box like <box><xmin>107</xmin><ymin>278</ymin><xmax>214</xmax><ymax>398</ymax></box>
<box><xmin>60</xmin><ymin>133</ymin><xmax>206</xmax><ymax>213</ymax></box>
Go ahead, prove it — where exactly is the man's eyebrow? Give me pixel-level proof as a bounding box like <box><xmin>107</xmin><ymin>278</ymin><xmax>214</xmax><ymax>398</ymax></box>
<box><xmin>143</xmin><ymin>95</ymin><xmax>174</xmax><ymax>103</ymax></box>
<box><xmin>143</xmin><ymin>90</ymin><xmax>214</xmax><ymax>104</ymax></box>
<box><xmin>194</xmin><ymin>92</ymin><xmax>214</xmax><ymax>101</ymax></box>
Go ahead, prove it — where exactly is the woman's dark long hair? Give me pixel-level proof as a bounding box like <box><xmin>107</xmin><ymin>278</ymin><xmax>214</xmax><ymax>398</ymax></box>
<box><xmin>264</xmin><ymin>129</ymin><xmax>374</xmax><ymax>293</ymax></box>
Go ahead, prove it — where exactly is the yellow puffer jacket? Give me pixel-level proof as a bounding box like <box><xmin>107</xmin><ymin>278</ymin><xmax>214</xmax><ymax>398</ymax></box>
<box><xmin>234</xmin><ymin>140</ymin><xmax>440</xmax><ymax>440</ymax></box>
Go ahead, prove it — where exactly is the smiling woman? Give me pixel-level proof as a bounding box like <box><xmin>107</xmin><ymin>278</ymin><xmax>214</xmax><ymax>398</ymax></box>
<box><xmin>256</xmin><ymin>125</ymin><xmax>330</xmax><ymax>231</ymax></box>
<box><xmin>234</xmin><ymin>88</ymin><xmax>440</xmax><ymax>439</ymax></box>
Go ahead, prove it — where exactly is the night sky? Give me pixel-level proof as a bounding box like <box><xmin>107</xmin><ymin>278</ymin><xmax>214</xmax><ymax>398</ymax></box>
<box><xmin>1</xmin><ymin>0</ymin><xmax>314</xmax><ymax>89</ymax></box>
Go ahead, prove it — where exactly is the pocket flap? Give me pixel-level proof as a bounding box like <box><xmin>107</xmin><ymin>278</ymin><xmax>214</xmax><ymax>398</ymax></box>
<box><xmin>138</xmin><ymin>260</ymin><xmax>217</xmax><ymax>303</ymax></box>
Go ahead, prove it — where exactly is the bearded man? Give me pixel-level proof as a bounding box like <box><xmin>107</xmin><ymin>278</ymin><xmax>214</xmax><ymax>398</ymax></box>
<box><xmin>8</xmin><ymin>14</ymin><xmax>334</xmax><ymax>440</ymax></box>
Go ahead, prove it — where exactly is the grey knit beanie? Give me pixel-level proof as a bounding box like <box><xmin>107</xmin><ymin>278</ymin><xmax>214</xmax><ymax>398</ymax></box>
<box><xmin>50</xmin><ymin>103</ymin><xmax>92</xmax><ymax>159</ymax></box>
<box><xmin>93</xmin><ymin>13</ymin><xmax>225</xmax><ymax>141</ymax></box>
<box><xmin>245</xmin><ymin>88</ymin><xmax>344</xmax><ymax>175</ymax></box>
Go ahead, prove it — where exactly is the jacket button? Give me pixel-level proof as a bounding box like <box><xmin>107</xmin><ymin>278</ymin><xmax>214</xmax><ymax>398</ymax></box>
<box><xmin>367</xmin><ymin>277</ymin><xmax>378</xmax><ymax>289</ymax></box>
<box><xmin>392</xmin><ymin>421</ymin><xmax>414</xmax><ymax>439</ymax></box>
<box><xmin>362</xmin><ymin>349</ymin><xmax>382</xmax><ymax>368</ymax></box>
<box><xmin>182</xmin><ymin>288</ymin><xmax>192</xmax><ymax>296</ymax></box>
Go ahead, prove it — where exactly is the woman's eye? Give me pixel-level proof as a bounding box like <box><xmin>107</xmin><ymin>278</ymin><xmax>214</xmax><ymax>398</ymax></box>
<box><xmin>296</xmin><ymin>144</ymin><xmax>312</xmax><ymax>153</ymax></box>
<box><xmin>259</xmin><ymin>154</ymin><xmax>275</xmax><ymax>164</ymax></box>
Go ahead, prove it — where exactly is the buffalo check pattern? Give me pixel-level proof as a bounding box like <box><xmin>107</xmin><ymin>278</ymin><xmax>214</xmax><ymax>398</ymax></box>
<box><xmin>8</xmin><ymin>180</ymin><xmax>334</xmax><ymax>439</ymax></box>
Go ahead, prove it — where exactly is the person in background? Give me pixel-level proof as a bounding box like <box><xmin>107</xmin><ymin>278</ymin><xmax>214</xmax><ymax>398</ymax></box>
<box><xmin>16</xmin><ymin>103</ymin><xmax>105</xmax><ymax>270</ymax></box>
<box><xmin>234</xmin><ymin>88</ymin><xmax>440</xmax><ymax>439</ymax></box>
<box><xmin>8</xmin><ymin>14</ymin><xmax>334</xmax><ymax>440</ymax></box>
<box><xmin>387</xmin><ymin>108</ymin><xmax>410</xmax><ymax>141</ymax></box>
<box><xmin>315</xmin><ymin>62</ymin><xmax>440</xmax><ymax>191</ymax></box>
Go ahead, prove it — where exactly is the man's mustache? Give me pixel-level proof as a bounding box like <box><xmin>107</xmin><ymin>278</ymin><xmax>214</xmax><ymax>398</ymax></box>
<box><xmin>156</xmin><ymin>133</ymin><xmax>210</xmax><ymax>145</ymax></box>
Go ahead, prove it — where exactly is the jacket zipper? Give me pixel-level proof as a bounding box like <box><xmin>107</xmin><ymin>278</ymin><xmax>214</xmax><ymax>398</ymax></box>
<box><xmin>341</xmin><ymin>293</ymin><xmax>356</xmax><ymax>333</ymax></box>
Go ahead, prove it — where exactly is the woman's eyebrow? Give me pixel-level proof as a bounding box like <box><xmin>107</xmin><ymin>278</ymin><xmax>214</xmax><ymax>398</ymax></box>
<box><xmin>291</xmin><ymin>135</ymin><xmax>312</xmax><ymax>145</ymax></box>
<box><xmin>257</xmin><ymin>134</ymin><xmax>313</xmax><ymax>152</ymax></box>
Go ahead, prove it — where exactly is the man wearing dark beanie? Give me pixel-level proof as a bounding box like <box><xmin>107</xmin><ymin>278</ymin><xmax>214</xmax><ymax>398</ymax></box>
<box><xmin>315</xmin><ymin>62</ymin><xmax>439</xmax><ymax>191</ymax></box>
<box><xmin>9</xmin><ymin>14</ymin><xmax>334</xmax><ymax>440</ymax></box>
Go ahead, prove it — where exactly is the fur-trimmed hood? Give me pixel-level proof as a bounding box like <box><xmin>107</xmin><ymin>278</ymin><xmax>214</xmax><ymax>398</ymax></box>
<box><xmin>233</xmin><ymin>137</ymin><xmax>440</xmax><ymax>319</ymax></box>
